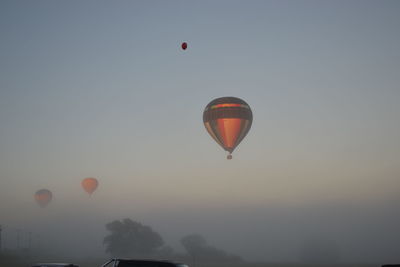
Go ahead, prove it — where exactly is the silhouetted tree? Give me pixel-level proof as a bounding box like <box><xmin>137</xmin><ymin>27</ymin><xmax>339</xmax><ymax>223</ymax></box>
<box><xmin>104</xmin><ymin>218</ymin><xmax>164</xmax><ymax>257</ymax></box>
<box><xmin>181</xmin><ymin>234</ymin><xmax>207</xmax><ymax>257</ymax></box>
<box><xmin>156</xmin><ymin>245</ymin><xmax>176</xmax><ymax>259</ymax></box>
<box><xmin>180</xmin><ymin>234</ymin><xmax>242</xmax><ymax>263</ymax></box>
<box><xmin>299</xmin><ymin>238</ymin><xmax>341</xmax><ymax>264</ymax></box>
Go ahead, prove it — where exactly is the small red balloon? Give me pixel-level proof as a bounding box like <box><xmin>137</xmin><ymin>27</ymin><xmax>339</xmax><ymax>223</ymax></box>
<box><xmin>181</xmin><ymin>42</ymin><xmax>187</xmax><ymax>50</ymax></box>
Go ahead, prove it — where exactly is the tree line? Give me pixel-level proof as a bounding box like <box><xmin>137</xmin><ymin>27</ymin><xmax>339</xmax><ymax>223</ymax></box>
<box><xmin>103</xmin><ymin>218</ymin><xmax>242</xmax><ymax>264</ymax></box>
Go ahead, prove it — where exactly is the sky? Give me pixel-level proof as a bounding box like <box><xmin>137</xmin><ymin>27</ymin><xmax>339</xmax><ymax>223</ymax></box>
<box><xmin>1</xmin><ymin>0</ymin><xmax>400</xmax><ymax>264</ymax></box>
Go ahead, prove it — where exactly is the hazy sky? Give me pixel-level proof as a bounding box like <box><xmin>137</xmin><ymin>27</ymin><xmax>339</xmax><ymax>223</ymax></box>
<box><xmin>1</xmin><ymin>0</ymin><xmax>400</xmax><ymax>264</ymax></box>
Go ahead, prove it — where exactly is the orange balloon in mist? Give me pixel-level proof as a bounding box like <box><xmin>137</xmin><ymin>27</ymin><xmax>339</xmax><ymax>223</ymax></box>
<box><xmin>81</xmin><ymin>177</ymin><xmax>98</xmax><ymax>195</ymax></box>
<box><xmin>35</xmin><ymin>189</ymin><xmax>52</xmax><ymax>208</ymax></box>
<box><xmin>203</xmin><ymin>97</ymin><xmax>253</xmax><ymax>160</ymax></box>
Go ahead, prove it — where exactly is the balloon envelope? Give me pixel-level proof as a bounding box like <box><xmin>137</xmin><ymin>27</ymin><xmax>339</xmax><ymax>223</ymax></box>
<box><xmin>181</xmin><ymin>42</ymin><xmax>187</xmax><ymax>50</ymax></box>
<box><xmin>34</xmin><ymin>189</ymin><xmax>52</xmax><ymax>208</ymax></box>
<box><xmin>82</xmin><ymin>177</ymin><xmax>98</xmax><ymax>195</ymax></box>
<box><xmin>203</xmin><ymin>97</ymin><xmax>253</xmax><ymax>158</ymax></box>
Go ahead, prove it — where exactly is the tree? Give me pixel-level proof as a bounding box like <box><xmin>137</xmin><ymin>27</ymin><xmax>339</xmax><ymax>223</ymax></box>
<box><xmin>299</xmin><ymin>238</ymin><xmax>341</xmax><ymax>264</ymax></box>
<box><xmin>180</xmin><ymin>234</ymin><xmax>242</xmax><ymax>263</ymax></box>
<box><xmin>181</xmin><ymin>234</ymin><xmax>207</xmax><ymax>257</ymax></box>
<box><xmin>104</xmin><ymin>218</ymin><xmax>164</xmax><ymax>257</ymax></box>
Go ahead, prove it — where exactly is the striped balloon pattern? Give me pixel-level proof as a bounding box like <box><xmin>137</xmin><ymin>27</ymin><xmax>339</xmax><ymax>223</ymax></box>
<box><xmin>203</xmin><ymin>97</ymin><xmax>253</xmax><ymax>159</ymax></box>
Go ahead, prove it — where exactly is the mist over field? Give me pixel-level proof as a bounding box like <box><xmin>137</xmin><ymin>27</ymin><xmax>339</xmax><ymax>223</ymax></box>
<box><xmin>1</xmin><ymin>1</ymin><xmax>400</xmax><ymax>267</ymax></box>
<box><xmin>2</xmin><ymin>196</ymin><xmax>400</xmax><ymax>264</ymax></box>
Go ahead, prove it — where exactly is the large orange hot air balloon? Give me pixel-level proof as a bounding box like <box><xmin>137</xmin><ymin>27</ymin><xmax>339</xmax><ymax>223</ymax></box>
<box><xmin>203</xmin><ymin>97</ymin><xmax>253</xmax><ymax>159</ymax></box>
<box><xmin>34</xmin><ymin>189</ymin><xmax>52</xmax><ymax>208</ymax></box>
<box><xmin>81</xmin><ymin>177</ymin><xmax>98</xmax><ymax>195</ymax></box>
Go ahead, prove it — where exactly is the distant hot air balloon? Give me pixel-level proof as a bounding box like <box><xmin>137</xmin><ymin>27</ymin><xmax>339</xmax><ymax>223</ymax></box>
<box><xmin>181</xmin><ymin>42</ymin><xmax>187</xmax><ymax>50</ymax></box>
<box><xmin>34</xmin><ymin>189</ymin><xmax>52</xmax><ymax>208</ymax></box>
<box><xmin>81</xmin><ymin>177</ymin><xmax>98</xmax><ymax>195</ymax></box>
<box><xmin>203</xmin><ymin>97</ymin><xmax>253</xmax><ymax>159</ymax></box>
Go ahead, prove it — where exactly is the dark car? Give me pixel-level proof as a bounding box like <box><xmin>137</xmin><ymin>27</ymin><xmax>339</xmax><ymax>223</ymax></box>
<box><xmin>32</xmin><ymin>263</ymin><xmax>79</xmax><ymax>267</ymax></box>
<box><xmin>101</xmin><ymin>259</ymin><xmax>188</xmax><ymax>267</ymax></box>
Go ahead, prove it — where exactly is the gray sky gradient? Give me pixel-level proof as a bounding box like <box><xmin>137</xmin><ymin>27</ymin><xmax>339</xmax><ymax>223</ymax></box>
<box><xmin>1</xmin><ymin>0</ymin><xmax>400</xmax><ymax>263</ymax></box>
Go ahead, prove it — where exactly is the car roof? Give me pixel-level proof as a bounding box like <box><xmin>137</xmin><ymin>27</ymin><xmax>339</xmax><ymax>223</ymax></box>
<box><xmin>32</xmin><ymin>264</ymin><xmax>78</xmax><ymax>267</ymax></box>
<box><xmin>111</xmin><ymin>259</ymin><xmax>183</xmax><ymax>265</ymax></box>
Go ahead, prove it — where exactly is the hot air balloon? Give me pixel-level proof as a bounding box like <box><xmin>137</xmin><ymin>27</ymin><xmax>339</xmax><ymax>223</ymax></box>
<box><xmin>81</xmin><ymin>177</ymin><xmax>98</xmax><ymax>195</ymax></box>
<box><xmin>34</xmin><ymin>189</ymin><xmax>52</xmax><ymax>208</ymax></box>
<box><xmin>203</xmin><ymin>97</ymin><xmax>253</xmax><ymax>159</ymax></box>
<box><xmin>181</xmin><ymin>42</ymin><xmax>187</xmax><ymax>50</ymax></box>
